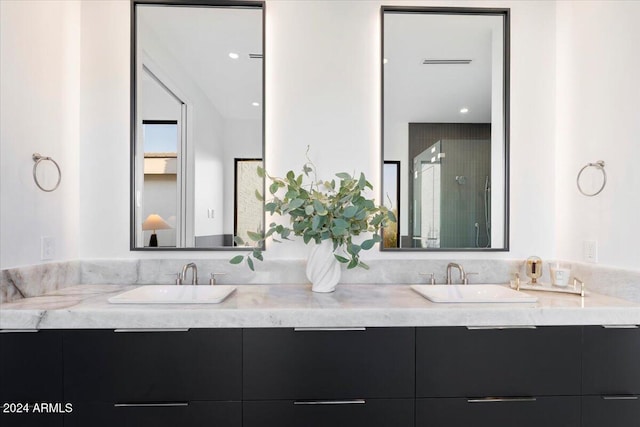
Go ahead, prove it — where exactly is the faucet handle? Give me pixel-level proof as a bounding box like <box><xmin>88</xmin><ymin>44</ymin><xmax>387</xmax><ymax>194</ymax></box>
<box><xmin>166</xmin><ymin>272</ymin><xmax>183</xmax><ymax>285</ymax></box>
<box><xmin>419</xmin><ymin>272</ymin><xmax>436</xmax><ymax>285</ymax></box>
<box><xmin>209</xmin><ymin>272</ymin><xmax>227</xmax><ymax>286</ymax></box>
<box><xmin>463</xmin><ymin>272</ymin><xmax>478</xmax><ymax>285</ymax></box>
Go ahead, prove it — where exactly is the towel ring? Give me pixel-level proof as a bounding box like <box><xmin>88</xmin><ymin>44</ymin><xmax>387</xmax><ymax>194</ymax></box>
<box><xmin>576</xmin><ymin>160</ymin><xmax>606</xmax><ymax>197</ymax></box>
<box><xmin>32</xmin><ymin>153</ymin><xmax>61</xmax><ymax>192</ymax></box>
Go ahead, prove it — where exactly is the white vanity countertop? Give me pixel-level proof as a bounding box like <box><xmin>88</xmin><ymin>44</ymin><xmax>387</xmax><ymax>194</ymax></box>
<box><xmin>1</xmin><ymin>284</ymin><xmax>639</xmax><ymax>329</ymax></box>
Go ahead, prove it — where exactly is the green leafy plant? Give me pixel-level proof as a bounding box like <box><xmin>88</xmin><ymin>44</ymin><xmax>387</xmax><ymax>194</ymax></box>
<box><xmin>230</xmin><ymin>150</ymin><xmax>396</xmax><ymax>271</ymax></box>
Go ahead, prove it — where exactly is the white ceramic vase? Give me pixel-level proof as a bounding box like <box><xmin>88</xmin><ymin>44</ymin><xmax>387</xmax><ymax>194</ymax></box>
<box><xmin>306</xmin><ymin>240</ymin><xmax>341</xmax><ymax>293</ymax></box>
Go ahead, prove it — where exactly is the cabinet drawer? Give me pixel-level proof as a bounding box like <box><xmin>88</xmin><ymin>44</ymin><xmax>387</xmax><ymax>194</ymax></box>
<box><xmin>582</xmin><ymin>395</ymin><xmax>640</xmax><ymax>427</ymax></box>
<box><xmin>64</xmin><ymin>401</ymin><xmax>241</xmax><ymax>427</ymax></box>
<box><xmin>0</xmin><ymin>330</ymin><xmax>62</xmax><ymax>403</ymax></box>
<box><xmin>417</xmin><ymin>397</ymin><xmax>580</xmax><ymax>427</ymax></box>
<box><xmin>244</xmin><ymin>399</ymin><xmax>413</xmax><ymax>427</ymax></box>
<box><xmin>416</xmin><ymin>326</ymin><xmax>581</xmax><ymax>397</ymax></box>
<box><xmin>64</xmin><ymin>329</ymin><xmax>241</xmax><ymax>402</ymax></box>
<box><xmin>583</xmin><ymin>326</ymin><xmax>640</xmax><ymax>395</ymax></box>
<box><xmin>243</xmin><ymin>328</ymin><xmax>414</xmax><ymax>399</ymax></box>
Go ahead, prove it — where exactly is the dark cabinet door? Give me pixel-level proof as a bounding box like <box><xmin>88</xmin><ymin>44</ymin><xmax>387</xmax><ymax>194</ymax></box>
<box><xmin>0</xmin><ymin>411</ymin><xmax>64</xmax><ymax>427</ymax></box>
<box><xmin>64</xmin><ymin>329</ymin><xmax>241</xmax><ymax>402</ymax></box>
<box><xmin>64</xmin><ymin>401</ymin><xmax>241</xmax><ymax>427</ymax></box>
<box><xmin>0</xmin><ymin>330</ymin><xmax>63</xmax><ymax>427</ymax></box>
<box><xmin>417</xmin><ymin>397</ymin><xmax>581</xmax><ymax>427</ymax></box>
<box><xmin>582</xmin><ymin>396</ymin><xmax>640</xmax><ymax>427</ymax></box>
<box><xmin>244</xmin><ymin>399</ymin><xmax>414</xmax><ymax>427</ymax></box>
<box><xmin>416</xmin><ymin>326</ymin><xmax>582</xmax><ymax>397</ymax></box>
<box><xmin>0</xmin><ymin>330</ymin><xmax>62</xmax><ymax>402</ymax></box>
<box><xmin>243</xmin><ymin>327</ymin><xmax>415</xmax><ymax>400</ymax></box>
<box><xmin>583</xmin><ymin>326</ymin><xmax>640</xmax><ymax>395</ymax></box>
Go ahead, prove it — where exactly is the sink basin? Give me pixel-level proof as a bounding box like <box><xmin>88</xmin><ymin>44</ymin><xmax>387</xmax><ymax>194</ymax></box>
<box><xmin>410</xmin><ymin>284</ymin><xmax>538</xmax><ymax>303</ymax></box>
<box><xmin>108</xmin><ymin>285</ymin><xmax>236</xmax><ymax>304</ymax></box>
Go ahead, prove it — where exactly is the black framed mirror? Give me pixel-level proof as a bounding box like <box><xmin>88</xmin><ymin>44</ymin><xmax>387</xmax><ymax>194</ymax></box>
<box><xmin>381</xmin><ymin>7</ymin><xmax>509</xmax><ymax>251</ymax></box>
<box><xmin>131</xmin><ymin>0</ymin><xmax>265</xmax><ymax>250</ymax></box>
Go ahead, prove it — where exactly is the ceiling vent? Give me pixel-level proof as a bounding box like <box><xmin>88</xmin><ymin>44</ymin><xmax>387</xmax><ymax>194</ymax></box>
<box><xmin>249</xmin><ymin>53</ymin><xmax>263</xmax><ymax>59</ymax></box>
<box><xmin>422</xmin><ymin>59</ymin><xmax>472</xmax><ymax>65</ymax></box>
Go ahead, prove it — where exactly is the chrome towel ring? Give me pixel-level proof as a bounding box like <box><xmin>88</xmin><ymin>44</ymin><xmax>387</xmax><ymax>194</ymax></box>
<box><xmin>32</xmin><ymin>153</ymin><xmax>61</xmax><ymax>192</ymax></box>
<box><xmin>576</xmin><ymin>160</ymin><xmax>606</xmax><ymax>197</ymax></box>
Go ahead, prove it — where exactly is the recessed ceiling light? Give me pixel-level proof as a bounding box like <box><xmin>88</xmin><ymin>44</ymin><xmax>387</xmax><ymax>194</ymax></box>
<box><xmin>228</xmin><ymin>52</ymin><xmax>239</xmax><ymax>59</ymax></box>
<box><xmin>460</xmin><ymin>107</ymin><xmax>469</xmax><ymax>114</ymax></box>
<box><xmin>252</xmin><ymin>102</ymin><xmax>260</xmax><ymax>107</ymax></box>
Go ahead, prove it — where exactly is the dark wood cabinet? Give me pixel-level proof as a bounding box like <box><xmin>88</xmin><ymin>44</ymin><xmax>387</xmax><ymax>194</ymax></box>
<box><xmin>63</xmin><ymin>328</ymin><xmax>241</xmax><ymax>402</ymax></box>
<box><xmin>417</xmin><ymin>397</ymin><xmax>581</xmax><ymax>427</ymax></box>
<box><xmin>3</xmin><ymin>324</ymin><xmax>640</xmax><ymax>426</ymax></box>
<box><xmin>582</xmin><ymin>396</ymin><xmax>640</xmax><ymax>427</ymax></box>
<box><xmin>65</xmin><ymin>400</ymin><xmax>241</xmax><ymax>427</ymax></box>
<box><xmin>62</xmin><ymin>328</ymin><xmax>241</xmax><ymax>426</ymax></box>
<box><xmin>0</xmin><ymin>331</ymin><xmax>63</xmax><ymax>402</ymax></box>
<box><xmin>0</xmin><ymin>330</ymin><xmax>63</xmax><ymax>427</ymax></box>
<box><xmin>243</xmin><ymin>327</ymin><xmax>415</xmax><ymax>400</ymax></box>
<box><xmin>583</xmin><ymin>326</ymin><xmax>640</xmax><ymax>395</ymax></box>
<box><xmin>244</xmin><ymin>327</ymin><xmax>414</xmax><ymax>427</ymax></box>
<box><xmin>244</xmin><ymin>399</ymin><xmax>414</xmax><ymax>427</ymax></box>
<box><xmin>416</xmin><ymin>326</ymin><xmax>582</xmax><ymax>398</ymax></box>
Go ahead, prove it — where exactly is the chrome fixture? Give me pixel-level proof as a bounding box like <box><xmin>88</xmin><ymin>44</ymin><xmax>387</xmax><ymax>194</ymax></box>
<box><xmin>419</xmin><ymin>272</ymin><xmax>436</xmax><ymax>285</ymax></box>
<box><xmin>179</xmin><ymin>263</ymin><xmax>198</xmax><ymax>285</ymax></box>
<box><xmin>446</xmin><ymin>263</ymin><xmax>465</xmax><ymax>285</ymax></box>
<box><xmin>208</xmin><ymin>273</ymin><xmax>226</xmax><ymax>286</ymax></box>
<box><xmin>463</xmin><ymin>272</ymin><xmax>478</xmax><ymax>285</ymax></box>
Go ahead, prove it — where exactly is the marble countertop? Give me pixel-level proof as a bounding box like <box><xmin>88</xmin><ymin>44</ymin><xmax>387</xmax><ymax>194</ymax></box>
<box><xmin>1</xmin><ymin>284</ymin><xmax>639</xmax><ymax>329</ymax></box>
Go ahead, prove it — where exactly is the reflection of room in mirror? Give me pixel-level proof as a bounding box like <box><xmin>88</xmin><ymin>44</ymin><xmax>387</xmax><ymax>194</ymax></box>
<box><xmin>133</xmin><ymin>3</ymin><xmax>264</xmax><ymax>249</ymax></box>
<box><xmin>382</xmin><ymin>8</ymin><xmax>508</xmax><ymax>250</ymax></box>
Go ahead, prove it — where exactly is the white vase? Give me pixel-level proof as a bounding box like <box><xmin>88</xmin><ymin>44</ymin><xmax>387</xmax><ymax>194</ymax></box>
<box><xmin>306</xmin><ymin>240</ymin><xmax>341</xmax><ymax>293</ymax></box>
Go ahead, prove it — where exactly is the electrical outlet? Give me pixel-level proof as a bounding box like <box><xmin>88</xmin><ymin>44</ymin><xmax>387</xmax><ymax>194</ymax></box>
<box><xmin>41</xmin><ymin>236</ymin><xmax>55</xmax><ymax>260</ymax></box>
<box><xmin>583</xmin><ymin>240</ymin><xmax>598</xmax><ymax>263</ymax></box>
<box><xmin>207</xmin><ymin>208</ymin><xmax>215</xmax><ymax>219</ymax></box>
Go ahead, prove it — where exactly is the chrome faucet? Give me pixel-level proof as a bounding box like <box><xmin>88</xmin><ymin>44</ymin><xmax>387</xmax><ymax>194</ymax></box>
<box><xmin>446</xmin><ymin>263</ymin><xmax>465</xmax><ymax>285</ymax></box>
<box><xmin>180</xmin><ymin>263</ymin><xmax>198</xmax><ymax>285</ymax></box>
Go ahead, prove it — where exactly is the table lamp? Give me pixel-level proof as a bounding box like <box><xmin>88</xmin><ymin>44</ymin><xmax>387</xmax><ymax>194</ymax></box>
<box><xmin>142</xmin><ymin>214</ymin><xmax>171</xmax><ymax>247</ymax></box>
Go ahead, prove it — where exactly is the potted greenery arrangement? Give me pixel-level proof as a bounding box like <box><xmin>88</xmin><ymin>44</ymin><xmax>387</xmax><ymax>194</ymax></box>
<box><xmin>230</xmin><ymin>152</ymin><xmax>396</xmax><ymax>293</ymax></box>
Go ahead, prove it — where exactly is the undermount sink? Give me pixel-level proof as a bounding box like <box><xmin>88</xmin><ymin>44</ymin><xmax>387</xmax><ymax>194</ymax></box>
<box><xmin>108</xmin><ymin>285</ymin><xmax>236</xmax><ymax>304</ymax></box>
<box><xmin>410</xmin><ymin>284</ymin><xmax>538</xmax><ymax>303</ymax></box>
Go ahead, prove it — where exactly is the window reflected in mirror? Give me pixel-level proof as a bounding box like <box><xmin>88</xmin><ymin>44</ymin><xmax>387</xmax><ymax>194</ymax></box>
<box><xmin>142</xmin><ymin>121</ymin><xmax>178</xmax><ymax>247</ymax></box>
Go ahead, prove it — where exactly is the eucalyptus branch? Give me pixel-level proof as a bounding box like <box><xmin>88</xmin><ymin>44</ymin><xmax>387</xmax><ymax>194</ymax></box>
<box><xmin>230</xmin><ymin>151</ymin><xmax>396</xmax><ymax>271</ymax></box>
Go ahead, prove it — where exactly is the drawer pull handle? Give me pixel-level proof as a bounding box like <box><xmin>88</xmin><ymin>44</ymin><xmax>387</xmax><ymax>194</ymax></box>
<box><xmin>602</xmin><ymin>396</ymin><xmax>639</xmax><ymax>401</ymax></box>
<box><xmin>114</xmin><ymin>402</ymin><xmax>189</xmax><ymax>408</ymax></box>
<box><xmin>467</xmin><ymin>397</ymin><xmax>537</xmax><ymax>403</ymax></box>
<box><xmin>601</xmin><ymin>325</ymin><xmax>639</xmax><ymax>329</ymax></box>
<box><xmin>294</xmin><ymin>327</ymin><xmax>366</xmax><ymax>332</ymax></box>
<box><xmin>294</xmin><ymin>400</ymin><xmax>366</xmax><ymax>405</ymax></box>
<box><xmin>466</xmin><ymin>326</ymin><xmax>537</xmax><ymax>330</ymax></box>
<box><xmin>0</xmin><ymin>329</ymin><xmax>39</xmax><ymax>333</ymax></box>
<box><xmin>113</xmin><ymin>328</ymin><xmax>190</xmax><ymax>333</ymax></box>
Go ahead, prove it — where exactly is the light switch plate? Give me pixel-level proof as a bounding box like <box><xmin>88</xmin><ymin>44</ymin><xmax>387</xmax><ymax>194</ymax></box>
<box><xmin>41</xmin><ymin>236</ymin><xmax>55</xmax><ymax>260</ymax></box>
<box><xmin>583</xmin><ymin>240</ymin><xmax>598</xmax><ymax>263</ymax></box>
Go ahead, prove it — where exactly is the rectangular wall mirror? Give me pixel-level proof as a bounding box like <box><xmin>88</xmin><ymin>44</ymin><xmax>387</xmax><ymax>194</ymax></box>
<box><xmin>131</xmin><ymin>0</ymin><xmax>264</xmax><ymax>250</ymax></box>
<box><xmin>381</xmin><ymin>7</ymin><xmax>509</xmax><ymax>251</ymax></box>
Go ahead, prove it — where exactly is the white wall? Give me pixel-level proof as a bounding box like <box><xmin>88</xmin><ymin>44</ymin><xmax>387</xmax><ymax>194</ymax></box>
<box><xmin>0</xmin><ymin>0</ymin><xmax>81</xmax><ymax>269</ymax></box>
<box><xmin>555</xmin><ymin>1</ymin><xmax>640</xmax><ymax>271</ymax></box>
<box><xmin>73</xmin><ymin>0</ymin><xmax>558</xmax><ymax>263</ymax></box>
<box><xmin>2</xmin><ymin>0</ymin><xmax>564</xmax><ymax>267</ymax></box>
